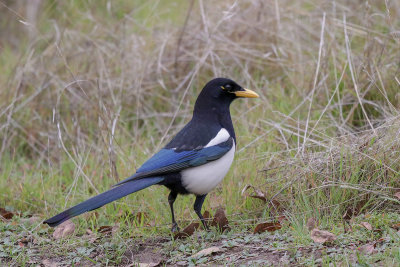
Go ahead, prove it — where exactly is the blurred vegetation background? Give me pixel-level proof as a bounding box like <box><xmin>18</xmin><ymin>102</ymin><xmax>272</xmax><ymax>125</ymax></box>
<box><xmin>0</xmin><ymin>0</ymin><xmax>399</xmax><ymax>233</ymax></box>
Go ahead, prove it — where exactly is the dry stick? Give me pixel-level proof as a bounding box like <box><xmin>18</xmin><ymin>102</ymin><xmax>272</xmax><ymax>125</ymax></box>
<box><xmin>373</xmin><ymin>64</ymin><xmax>398</xmax><ymax>115</ymax></box>
<box><xmin>0</xmin><ymin>101</ymin><xmax>19</xmax><ymax>121</ymax></box>
<box><xmin>174</xmin><ymin>0</ymin><xmax>195</xmax><ymax>78</ymax></box>
<box><xmin>301</xmin><ymin>12</ymin><xmax>326</xmax><ymax>154</ymax></box>
<box><xmin>360</xmin><ymin>70</ymin><xmax>393</xmax><ymax>118</ymax></box>
<box><xmin>0</xmin><ymin>98</ymin><xmax>17</xmax><ymax>163</ymax></box>
<box><xmin>199</xmin><ymin>0</ymin><xmax>210</xmax><ymax>38</ymax></box>
<box><xmin>239</xmin><ymin>14</ymin><xmax>330</xmax><ymax>150</ymax></box>
<box><xmin>268</xmin><ymin>163</ymin><xmax>392</xmax><ymax>207</ymax></box>
<box><xmin>332</xmin><ymin>18</ymin><xmax>389</xmax><ymax>39</ymax></box>
<box><xmin>274</xmin><ymin>0</ymin><xmax>281</xmax><ymax>33</ymax></box>
<box><xmin>343</xmin><ymin>14</ymin><xmax>377</xmax><ymax>136</ymax></box>
<box><xmin>384</xmin><ymin>0</ymin><xmax>395</xmax><ymax>35</ymax></box>
<box><xmin>109</xmin><ymin>107</ymin><xmax>121</xmax><ymax>182</ymax></box>
<box><xmin>304</xmin><ymin>182</ymin><xmax>391</xmax><ymax>197</ymax></box>
<box><xmin>262</xmin><ymin>113</ymin><xmax>400</xmax><ymax>193</ymax></box>
<box><xmin>64</xmin><ymin>145</ymin><xmax>93</xmax><ymax>209</ymax></box>
<box><xmin>331</xmin><ymin>42</ymin><xmax>346</xmax><ymax>127</ymax></box>
<box><xmin>155</xmin><ymin>68</ymin><xmax>195</xmax><ymax>150</ymax></box>
<box><xmin>2</xmin><ymin>2</ymin><xmax>102</xmax><ymax>193</ymax></box>
<box><xmin>237</xmin><ymin>87</ymin><xmax>313</xmax><ymax>154</ymax></box>
<box><xmin>51</xmin><ymin>23</ymin><xmax>110</xmax><ymax>195</ymax></box>
<box><xmin>396</xmin><ymin>76</ymin><xmax>400</xmax><ymax>87</ymax></box>
<box><xmin>156</xmin><ymin>0</ymin><xmax>228</xmax><ymax>150</ymax></box>
<box><xmin>342</xmin><ymin>82</ymin><xmax>374</xmax><ymax>127</ymax></box>
<box><xmin>57</xmin><ymin>122</ymin><xmax>99</xmax><ymax>194</ymax></box>
<box><xmin>0</xmin><ymin>44</ymin><xmax>29</xmax><ymax>162</ymax></box>
<box><xmin>262</xmin><ymin>120</ymin><xmax>327</xmax><ymax>148</ymax></box>
<box><xmin>155</xmin><ymin>53</ymin><xmax>209</xmax><ymax>151</ymax></box>
<box><xmin>157</xmin><ymin>32</ymin><xmax>172</xmax><ymax>91</ymax></box>
<box><xmin>270</xmin><ymin>143</ymin><xmax>400</xmax><ymax>204</ymax></box>
<box><xmin>308</xmin><ymin>62</ymin><xmax>348</xmax><ymax>138</ymax></box>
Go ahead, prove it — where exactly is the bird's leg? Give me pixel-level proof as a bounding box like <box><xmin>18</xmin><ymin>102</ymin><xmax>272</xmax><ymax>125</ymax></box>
<box><xmin>168</xmin><ymin>191</ymin><xmax>179</xmax><ymax>232</ymax></box>
<box><xmin>194</xmin><ymin>194</ymin><xmax>209</xmax><ymax>230</ymax></box>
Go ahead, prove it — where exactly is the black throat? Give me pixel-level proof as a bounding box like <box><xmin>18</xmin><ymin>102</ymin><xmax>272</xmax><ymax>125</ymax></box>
<box><xmin>192</xmin><ymin>98</ymin><xmax>236</xmax><ymax>142</ymax></box>
<box><xmin>165</xmin><ymin>95</ymin><xmax>236</xmax><ymax>151</ymax></box>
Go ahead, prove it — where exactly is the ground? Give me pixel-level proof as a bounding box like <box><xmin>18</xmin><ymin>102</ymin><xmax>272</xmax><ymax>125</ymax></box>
<box><xmin>1</xmin><ymin>209</ymin><xmax>399</xmax><ymax>266</ymax></box>
<box><xmin>1</xmin><ymin>0</ymin><xmax>400</xmax><ymax>266</ymax></box>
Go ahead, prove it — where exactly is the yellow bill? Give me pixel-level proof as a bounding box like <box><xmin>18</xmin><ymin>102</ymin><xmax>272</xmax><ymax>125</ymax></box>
<box><xmin>234</xmin><ymin>88</ymin><xmax>259</xmax><ymax>98</ymax></box>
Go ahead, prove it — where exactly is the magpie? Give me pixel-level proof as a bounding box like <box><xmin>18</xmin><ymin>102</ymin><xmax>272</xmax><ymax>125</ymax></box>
<box><xmin>44</xmin><ymin>78</ymin><xmax>259</xmax><ymax>232</ymax></box>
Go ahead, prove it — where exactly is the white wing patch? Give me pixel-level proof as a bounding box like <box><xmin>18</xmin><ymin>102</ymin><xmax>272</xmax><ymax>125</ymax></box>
<box><xmin>181</xmin><ymin>139</ymin><xmax>235</xmax><ymax>196</ymax></box>
<box><xmin>205</xmin><ymin>128</ymin><xmax>230</xmax><ymax>147</ymax></box>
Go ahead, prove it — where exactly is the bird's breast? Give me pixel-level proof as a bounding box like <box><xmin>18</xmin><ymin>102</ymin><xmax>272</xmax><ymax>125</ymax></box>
<box><xmin>181</xmin><ymin>141</ymin><xmax>235</xmax><ymax>196</ymax></box>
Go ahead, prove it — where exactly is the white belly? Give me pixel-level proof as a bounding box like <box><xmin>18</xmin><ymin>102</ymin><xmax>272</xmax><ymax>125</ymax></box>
<box><xmin>181</xmin><ymin>143</ymin><xmax>235</xmax><ymax>195</ymax></box>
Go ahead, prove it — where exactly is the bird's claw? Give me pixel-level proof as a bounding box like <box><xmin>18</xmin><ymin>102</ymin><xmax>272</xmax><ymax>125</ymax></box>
<box><xmin>201</xmin><ymin>222</ymin><xmax>210</xmax><ymax>231</ymax></box>
<box><xmin>171</xmin><ymin>223</ymin><xmax>180</xmax><ymax>233</ymax></box>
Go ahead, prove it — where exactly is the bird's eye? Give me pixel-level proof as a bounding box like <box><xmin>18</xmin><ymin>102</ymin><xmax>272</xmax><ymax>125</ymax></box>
<box><xmin>221</xmin><ymin>84</ymin><xmax>232</xmax><ymax>92</ymax></box>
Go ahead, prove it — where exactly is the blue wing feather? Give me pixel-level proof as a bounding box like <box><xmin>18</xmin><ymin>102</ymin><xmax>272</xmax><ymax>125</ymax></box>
<box><xmin>114</xmin><ymin>138</ymin><xmax>233</xmax><ymax>186</ymax></box>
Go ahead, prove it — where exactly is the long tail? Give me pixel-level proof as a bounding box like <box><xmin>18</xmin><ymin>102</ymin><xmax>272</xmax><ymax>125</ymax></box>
<box><xmin>44</xmin><ymin>177</ymin><xmax>164</xmax><ymax>227</ymax></box>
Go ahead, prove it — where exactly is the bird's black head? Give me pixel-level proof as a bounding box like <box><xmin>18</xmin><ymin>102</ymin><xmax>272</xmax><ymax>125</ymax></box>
<box><xmin>193</xmin><ymin>78</ymin><xmax>259</xmax><ymax>115</ymax></box>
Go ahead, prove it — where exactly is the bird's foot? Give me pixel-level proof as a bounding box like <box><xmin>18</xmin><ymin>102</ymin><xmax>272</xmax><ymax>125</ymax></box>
<box><xmin>201</xmin><ymin>221</ymin><xmax>210</xmax><ymax>231</ymax></box>
<box><xmin>171</xmin><ymin>223</ymin><xmax>180</xmax><ymax>233</ymax></box>
<box><xmin>203</xmin><ymin>226</ymin><xmax>210</xmax><ymax>231</ymax></box>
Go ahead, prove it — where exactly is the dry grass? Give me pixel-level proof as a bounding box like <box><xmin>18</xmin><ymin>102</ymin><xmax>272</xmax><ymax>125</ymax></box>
<box><xmin>0</xmin><ymin>0</ymin><xmax>399</xmax><ymax>233</ymax></box>
<box><xmin>1</xmin><ymin>0</ymin><xmax>400</xmax><ymax>265</ymax></box>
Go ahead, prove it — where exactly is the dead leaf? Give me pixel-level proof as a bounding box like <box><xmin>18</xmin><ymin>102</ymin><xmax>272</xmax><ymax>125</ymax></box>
<box><xmin>113</xmin><ymin>224</ymin><xmax>120</xmax><ymax>234</ymax></box>
<box><xmin>83</xmin><ymin>211</ymin><xmax>99</xmax><ymax>221</ymax></box>
<box><xmin>254</xmin><ymin>222</ymin><xmax>282</xmax><ymax>234</ymax></box>
<box><xmin>119</xmin><ymin>210</ymin><xmax>149</xmax><ymax>225</ymax></box>
<box><xmin>97</xmin><ymin>224</ymin><xmax>119</xmax><ymax>235</ymax></box>
<box><xmin>360</xmin><ymin>222</ymin><xmax>373</xmax><ymax>231</ymax></box>
<box><xmin>134</xmin><ymin>212</ymin><xmax>149</xmax><ymax>224</ymax></box>
<box><xmin>211</xmin><ymin>208</ymin><xmax>231</xmax><ymax>232</ymax></box>
<box><xmin>42</xmin><ymin>259</ymin><xmax>59</xmax><ymax>267</ymax></box>
<box><xmin>375</xmin><ymin>237</ymin><xmax>387</xmax><ymax>244</ymax></box>
<box><xmin>174</xmin><ymin>222</ymin><xmax>200</xmax><ymax>239</ymax></box>
<box><xmin>0</xmin><ymin>207</ymin><xmax>14</xmax><ymax>219</ymax></box>
<box><xmin>203</xmin><ymin>210</ymin><xmax>211</xmax><ymax>220</ymax></box>
<box><xmin>342</xmin><ymin>201</ymin><xmax>365</xmax><ymax>220</ymax></box>
<box><xmin>310</xmin><ymin>229</ymin><xmax>336</xmax><ymax>243</ymax></box>
<box><xmin>29</xmin><ymin>216</ymin><xmax>40</xmax><ymax>224</ymax></box>
<box><xmin>84</xmin><ymin>229</ymin><xmax>98</xmax><ymax>243</ymax></box>
<box><xmin>306</xmin><ymin>218</ymin><xmax>318</xmax><ymax>231</ymax></box>
<box><xmin>98</xmin><ymin>225</ymin><xmax>113</xmax><ymax>234</ymax></box>
<box><xmin>343</xmin><ymin>223</ymin><xmax>352</xmax><ymax>233</ymax></box>
<box><xmin>391</xmin><ymin>222</ymin><xmax>400</xmax><ymax>230</ymax></box>
<box><xmin>241</xmin><ymin>184</ymin><xmax>267</xmax><ymax>202</ymax></box>
<box><xmin>202</xmin><ymin>210</ymin><xmax>212</xmax><ymax>228</ymax></box>
<box><xmin>358</xmin><ymin>243</ymin><xmax>375</xmax><ymax>254</ymax></box>
<box><xmin>130</xmin><ymin>262</ymin><xmax>160</xmax><ymax>267</ymax></box>
<box><xmin>52</xmin><ymin>220</ymin><xmax>75</xmax><ymax>239</ymax></box>
<box><xmin>141</xmin><ymin>263</ymin><xmax>160</xmax><ymax>267</ymax></box>
<box><xmin>342</xmin><ymin>209</ymin><xmax>353</xmax><ymax>220</ymax></box>
<box><xmin>18</xmin><ymin>237</ymin><xmax>31</xmax><ymax>247</ymax></box>
<box><xmin>20</xmin><ymin>216</ymin><xmax>40</xmax><ymax>225</ymax></box>
<box><xmin>193</xmin><ymin>246</ymin><xmax>222</xmax><ymax>258</ymax></box>
<box><xmin>277</xmin><ymin>215</ymin><xmax>287</xmax><ymax>223</ymax></box>
<box><xmin>86</xmin><ymin>229</ymin><xmax>93</xmax><ymax>235</ymax></box>
<box><xmin>173</xmin><ymin>211</ymin><xmax>211</xmax><ymax>239</ymax></box>
<box><xmin>394</xmin><ymin>192</ymin><xmax>400</xmax><ymax>200</ymax></box>
<box><xmin>269</xmin><ymin>199</ymin><xmax>282</xmax><ymax>211</ymax></box>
